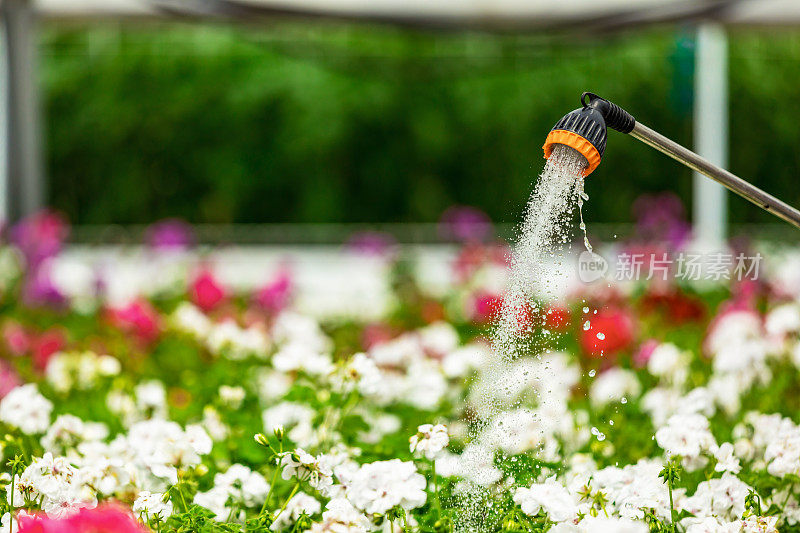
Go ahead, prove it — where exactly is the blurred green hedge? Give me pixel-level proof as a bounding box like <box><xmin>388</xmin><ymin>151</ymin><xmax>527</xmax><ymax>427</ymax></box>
<box><xmin>41</xmin><ymin>24</ymin><xmax>800</xmax><ymax>225</ymax></box>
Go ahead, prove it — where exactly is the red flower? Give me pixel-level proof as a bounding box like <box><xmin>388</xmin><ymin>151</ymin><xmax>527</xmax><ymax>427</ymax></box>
<box><xmin>421</xmin><ymin>300</ymin><xmax>446</xmax><ymax>324</ymax></box>
<box><xmin>189</xmin><ymin>270</ymin><xmax>226</xmax><ymax>312</ymax></box>
<box><xmin>579</xmin><ymin>307</ymin><xmax>634</xmax><ymax>358</ymax></box>
<box><xmin>640</xmin><ymin>287</ymin><xmax>705</xmax><ymax>324</ymax></box>
<box><xmin>543</xmin><ymin>305</ymin><xmax>571</xmax><ymax>332</ymax></box>
<box><xmin>361</xmin><ymin>323</ymin><xmax>395</xmax><ymax>350</ymax></box>
<box><xmin>32</xmin><ymin>329</ymin><xmax>66</xmax><ymax>371</ymax></box>
<box><xmin>106</xmin><ymin>299</ymin><xmax>161</xmax><ymax>345</ymax></box>
<box><xmin>18</xmin><ymin>504</ymin><xmax>146</xmax><ymax>533</ymax></box>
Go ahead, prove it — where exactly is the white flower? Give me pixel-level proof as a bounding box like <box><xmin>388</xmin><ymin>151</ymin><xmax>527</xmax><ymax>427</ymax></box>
<box><xmin>682</xmin><ymin>516</ymin><xmax>739</xmax><ymax>533</ymax></box>
<box><xmin>436</xmin><ymin>444</ymin><xmax>502</xmax><ymax>487</ymax></box>
<box><xmin>202</xmin><ymin>406</ymin><xmax>229</xmax><ymax>441</ymax></box>
<box><xmin>676</xmin><ymin>387</ymin><xmax>716</xmax><ymax>418</ymax></box>
<box><xmin>442</xmin><ymin>344</ymin><xmax>487</xmax><ymax>378</ymax></box>
<box><xmin>359</xmin><ymin>413</ymin><xmax>401</xmax><ymax>444</ymax></box>
<box><xmin>272</xmin><ymin>313</ymin><xmax>331</xmax><ymax>354</ymax></box>
<box><xmin>172</xmin><ymin>302</ymin><xmax>212</xmax><ymax>338</ymax></box>
<box><xmin>97</xmin><ymin>355</ymin><xmax>122</xmax><ymax>376</ymax></box>
<box><xmin>713</xmin><ymin>443</ymin><xmax>742</xmax><ymax>474</ymax></box>
<box><xmin>305</xmin><ymin>498</ymin><xmax>371</xmax><ymax>533</ymax></box>
<box><xmin>187</xmin><ymin>464</ymin><xmax>266</xmax><ymax>519</ymax></box>
<box><xmin>135</xmin><ymin>380</ymin><xmax>168</xmax><ymax>418</ymax></box>
<box><xmin>589</xmin><ymin>368</ymin><xmax>641</xmax><ymax>407</ymax></box>
<box><xmin>207</xmin><ymin>321</ymin><xmax>270</xmax><ymax>360</ymax></box>
<box><xmin>45</xmin><ymin>352</ymin><xmax>120</xmax><ymax>393</ymax></box>
<box><xmin>641</xmin><ymin>387</ymin><xmax>682</xmax><ymax>427</ymax></box>
<box><xmin>741</xmin><ymin>515</ymin><xmax>779</xmax><ymax>532</ymax></box>
<box><xmin>186</xmin><ymin>424</ymin><xmax>213</xmax><ymax>456</ymax></box>
<box><xmin>409</xmin><ymin>424</ymin><xmax>449</xmax><ymax>460</ymax></box>
<box><xmin>344</xmin><ymin>353</ymin><xmax>382</xmax><ymax>396</ymax></box>
<box><xmin>1</xmin><ymin>512</ymin><xmax>18</xmax><ymax>533</ymax></box>
<box><xmin>647</xmin><ymin>343</ymin><xmax>688</xmax><ymax>384</ymax></box>
<box><xmin>218</xmin><ymin>385</ymin><xmax>246</xmax><ymax>409</ymax></box>
<box><xmin>272</xmin><ymin>343</ymin><xmax>333</xmax><ymax>376</ymax></box>
<box><xmin>133</xmin><ymin>491</ymin><xmax>173</xmax><ymax>518</ymax></box>
<box><xmin>256</xmin><ymin>369</ymin><xmax>292</xmax><ymax>402</ymax></box>
<box><xmin>655</xmin><ymin>414</ymin><xmax>717</xmax><ymax>467</ymax></box>
<box><xmin>550</xmin><ymin>516</ymin><xmax>648</xmax><ymax>532</ymax></box>
<box><xmin>418</xmin><ymin>321</ymin><xmax>459</xmax><ymax>356</ymax></box>
<box><xmin>681</xmin><ymin>473</ymin><xmax>751</xmax><ymax>520</ymax></box>
<box><xmin>40</xmin><ymin>414</ymin><xmax>108</xmax><ymax>455</ymax></box>
<box><xmin>214</xmin><ymin>464</ymin><xmax>270</xmax><ymax>508</ymax></box>
<box><xmin>368</xmin><ymin>335</ymin><xmax>424</xmax><ymax>367</ymax></box>
<box><xmin>271</xmin><ymin>492</ymin><xmax>321</xmax><ymax>530</ymax></box>
<box><xmin>194</xmin><ymin>486</ymin><xmax>235</xmax><ymax>521</ymax></box>
<box><xmin>513</xmin><ymin>477</ymin><xmax>577</xmax><ymax>522</ymax></box>
<box><xmin>10</xmin><ymin>453</ymin><xmax>96</xmax><ymax>518</ymax></box>
<box><xmin>582</xmin><ymin>459</ymin><xmax>672</xmax><ymax>521</ymax></box>
<box><xmin>262</xmin><ymin>402</ymin><xmax>316</xmax><ymax>448</ymax></box>
<box><xmin>765</xmin><ymin>303</ymin><xmax>800</xmax><ymax>339</ymax></box>
<box><xmin>279</xmin><ymin>449</ymin><xmax>333</xmax><ymax>492</ymax></box>
<box><xmin>344</xmin><ymin>459</ymin><xmax>426</xmax><ymax>515</ymax></box>
<box><xmin>0</xmin><ymin>384</ymin><xmax>53</xmax><ymax>434</ymax></box>
<box><xmin>404</xmin><ymin>360</ymin><xmax>447</xmax><ymax>410</ymax></box>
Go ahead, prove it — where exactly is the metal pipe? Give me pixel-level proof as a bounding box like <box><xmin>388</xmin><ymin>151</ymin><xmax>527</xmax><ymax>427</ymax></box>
<box><xmin>629</xmin><ymin>121</ymin><xmax>800</xmax><ymax>230</ymax></box>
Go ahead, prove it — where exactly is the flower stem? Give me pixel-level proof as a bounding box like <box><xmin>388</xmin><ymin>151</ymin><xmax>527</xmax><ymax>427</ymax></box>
<box><xmin>272</xmin><ymin>482</ymin><xmax>300</xmax><ymax>524</ymax></box>
<box><xmin>8</xmin><ymin>472</ymin><xmax>14</xmax><ymax>533</ymax></box>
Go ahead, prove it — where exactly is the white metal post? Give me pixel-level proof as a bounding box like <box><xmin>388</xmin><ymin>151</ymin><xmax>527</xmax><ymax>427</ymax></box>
<box><xmin>0</xmin><ymin>21</ymin><xmax>7</xmax><ymax>224</ymax></box>
<box><xmin>693</xmin><ymin>23</ymin><xmax>728</xmax><ymax>245</ymax></box>
<box><xmin>2</xmin><ymin>0</ymin><xmax>44</xmax><ymax>223</ymax></box>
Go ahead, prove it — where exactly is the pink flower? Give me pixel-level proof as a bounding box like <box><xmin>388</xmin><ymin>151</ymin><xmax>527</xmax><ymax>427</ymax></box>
<box><xmin>0</xmin><ymin>360</ymin><xmax>22</xmax><ymax>398</ymax></box>
<box><xmin>3</xmin><ymin>321</ymin><xmax>31</xmax><ymax>356</ymax></box>
<box><xmin>254</xmin><ymin>270</ymin><xmax>292</xmax><ymax>314</ymax></box>
<box><xmin>439</xmin><ymin>205</ymin><xmax>493</xmax><ymax>243</ymax></box>
<box><xmin>21</xmin><ymin>263</ymin><xmax>67</xmax><ymax>308</ymax></box>
<box><xmin>470</xmin><ymin>291</ymin><xmax>502</xmax><ymax>324</ymax></box>
<box><xmin>145</xmin><ymin>218</ymin><xmax>195</xmax><ymax>251</ymax></box>
<box><xmin>189</xmin><ymin>269</ymin><xmax>226</xmax><ymax>312</ymax></box>
<box><xmin>106</xmin><ymin>299</ymin><xmax>161</xmax><ymax>345</ymax></box>
<box><xmin>9</xmin><ymin>210</ymin><xmax>69</xmax><ymax>269</ymax></box>
<box><xmin>634</xmin><ymin>338</ymin><xmax>659</xmax><ymax>368</ymax></box>
<box><xmin>18</xmin><ymin>504</ymin><xmax>147</xmax><ymax>533</ymax></box>
<box><xmin>346</xmin><ymin>231</ymin><xmax>396</xmax><ymax>257</ymax></box>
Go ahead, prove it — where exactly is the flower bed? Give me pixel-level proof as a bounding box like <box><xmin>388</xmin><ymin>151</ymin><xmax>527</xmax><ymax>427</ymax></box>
<box><xmin>2</xmin><ymin>211</ymin><xmax>800</xmax><ymax>532</ymax></box>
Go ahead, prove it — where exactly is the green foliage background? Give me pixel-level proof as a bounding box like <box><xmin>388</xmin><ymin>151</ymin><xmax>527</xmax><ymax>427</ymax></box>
<box><xmin>40</xmin><ymin>23</ymin><xmax>800</xmax><ymax>225</ymax></box>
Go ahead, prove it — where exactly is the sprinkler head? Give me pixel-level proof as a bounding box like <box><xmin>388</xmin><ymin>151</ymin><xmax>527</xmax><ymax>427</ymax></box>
<box><xmin>543</xmin><ymin>92</ymin><xmax>635</xmax><ymax>176</ymax></box>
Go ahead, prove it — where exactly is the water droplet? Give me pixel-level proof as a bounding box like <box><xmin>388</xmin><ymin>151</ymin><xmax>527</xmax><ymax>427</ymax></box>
<box><xmin>583</xmin><ymin>321</ymin><xmax>591</xmax><ymax>331</ymax></box>
<box><xmin>596</xmin><ymin>332</ymin><xmax>605</xmax><ymax>340</ymax></box>
<box><xmin>588</xmin><ymin>369</ymin><xmax>596</xmax><ymax>377</ymax></box>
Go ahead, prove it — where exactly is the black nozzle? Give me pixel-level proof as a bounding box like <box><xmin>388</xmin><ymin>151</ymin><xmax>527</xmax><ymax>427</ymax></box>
<box><xmin>581</xmin><ymin>92</ymin><xmax>635</xmax><ymax>134</ymax></box>
<box><xmin>543</xmin><ymin>93</ymin><xmax>636</xmax><ymax>176</ymax></box>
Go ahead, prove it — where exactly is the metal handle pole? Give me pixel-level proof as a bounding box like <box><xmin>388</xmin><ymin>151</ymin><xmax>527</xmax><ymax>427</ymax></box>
<box><xmin>629</xmin><ymin>121</ymin><xmax>800</xmax><ymax>230</ymax></box>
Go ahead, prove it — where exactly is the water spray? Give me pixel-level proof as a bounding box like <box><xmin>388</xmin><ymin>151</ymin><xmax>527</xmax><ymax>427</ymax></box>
<box><xmin>543</xmin><ymin>92</ymin><xmax>800</xmax><ymax>230</ymax></box>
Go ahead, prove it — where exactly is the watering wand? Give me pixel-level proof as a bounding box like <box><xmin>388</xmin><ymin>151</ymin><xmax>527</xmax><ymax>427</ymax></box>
<box><xmin>543</xmin><ymin>92</ymin><xmax>800</xmax><ymax>230</ymax></box>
